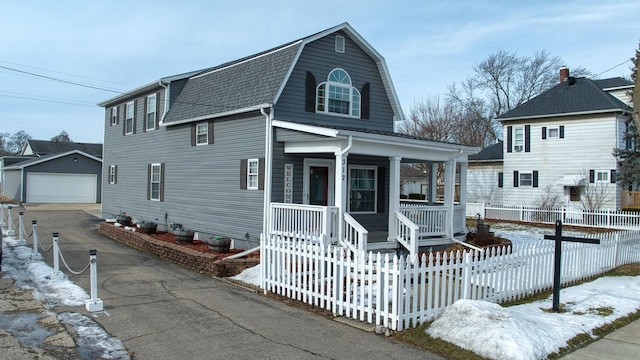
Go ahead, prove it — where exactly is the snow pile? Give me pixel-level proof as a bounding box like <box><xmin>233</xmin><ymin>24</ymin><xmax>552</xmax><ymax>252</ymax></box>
<box><xmin>428</xmin><ymin>276</ymin><xmax>640</xmax><ymax>360</ymax></box>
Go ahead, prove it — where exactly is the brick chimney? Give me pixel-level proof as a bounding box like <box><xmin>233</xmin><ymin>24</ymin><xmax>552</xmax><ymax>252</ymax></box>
<box><xmin>559</xmin><ymin>67</ymin><xmax>569</xmax><ymax>83</ymax></box>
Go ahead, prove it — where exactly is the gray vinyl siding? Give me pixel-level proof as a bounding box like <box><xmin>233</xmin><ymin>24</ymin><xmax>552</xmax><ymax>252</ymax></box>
<box><xmin>274</xmin><ymin>31</ymin><xmax>394</xmax><ymax>132</ymax></box>
<box><xmin>21</xmin><ymin>155</ymin><xmax>102</xmax><ymax>202</ymax></box>
<box><xmin>102</xmin><ymin>106</ymin><xmax>266</xmax><ymax>247</ymax></box>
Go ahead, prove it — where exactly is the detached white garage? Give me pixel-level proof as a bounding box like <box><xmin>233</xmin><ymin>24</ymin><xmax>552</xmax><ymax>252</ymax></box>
<box><xmin>3</xmin><ymin>150</ymin><xmax>102</xmax><ymax>204</ymax></box>
<box><xmin>27</xmin><ymin>173</ymin><xmax>97</xmax><ymax>203</ymax></box>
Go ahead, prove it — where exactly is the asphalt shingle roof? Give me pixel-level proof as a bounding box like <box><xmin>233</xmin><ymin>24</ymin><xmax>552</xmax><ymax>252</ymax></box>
<box><xmin>468</xmin><ymin>141</ymin><xmax>503</xmax><ymax>161</ymax></box>
<box><xmin>25</xmin><ymin>140</ymin><xmax>103</xmax><ymax>157</ymax></box>
<box><xmin>163</xmin><ymin>41</ymin><xmax>302</xmax><ymax>123</ymax></box>
<box><xmin>497</xmin><ymin>77</ymin><xmax>632</xmax><ymax>121</ymax></box>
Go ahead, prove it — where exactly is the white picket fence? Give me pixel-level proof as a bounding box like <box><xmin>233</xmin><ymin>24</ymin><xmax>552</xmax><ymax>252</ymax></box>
<box><xmin>479</xmin><ymin>204</ymin><xmax>640</xmax><ymax>230</ymax></box>
<box><xmin>261</xmin><ymin>230</ymin><xmax>640</xmax><ymax>331</ymax></box>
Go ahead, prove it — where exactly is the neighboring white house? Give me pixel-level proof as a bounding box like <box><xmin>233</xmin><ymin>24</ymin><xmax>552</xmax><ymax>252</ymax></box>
<box><xmin>468</xmin><ymin>68</ymin><xmax>634</xmax><ymax>210</ymax></box>
<box><xmin>467</xmin><ymin>141</ymin><xmax>503</xmax><ymax>205</ymax></box>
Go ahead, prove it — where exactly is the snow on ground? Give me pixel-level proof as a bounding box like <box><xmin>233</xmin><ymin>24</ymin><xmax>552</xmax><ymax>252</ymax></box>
<box><xmin>232</xmin><ymin>223</ymin><xmax>639</xmax><ymax>360</ymax></box>
<box><xmin>1</xmin><ymin>232</ymin><xmax>130</xmax><ymax>359</ymax></box>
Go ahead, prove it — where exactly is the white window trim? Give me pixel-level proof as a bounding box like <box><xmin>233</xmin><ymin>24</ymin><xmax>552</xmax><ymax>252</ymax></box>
<box><xmin>146</xmin><ymin>95</ymin><xmax>156</xmax><ymax>131</ymax></box>
<box><xmin>150</xmin><ymin>163</ymin><xmax>162</xmax><ymax>201</ymax></box>
<box><xmin>595</xmin><ymin>170</ymin><xmax>609</xmax><ymax>183</ymax></box>
<box><xmin>316</xmin><ymin>68</ymin><xmax>361</xmax><ymax>118</ymax></box>
<box><xmin>335</xmin><ymin>35</ymin><xmax>345</xmax><ymax>53</ymax></box>
<box><xmin>108</xmin><ymin>165</ymin><xmax>116</xmax><ymax>184</ymax></box>
<box><xmin>196</xmin><ymin>122</ymin><xmax>208</xmax><ymax>145</ymax></box>
<box><xmin>247</xmin><ymin>158</ymin><xmax>259</xmax><ymax>190</ymax></box>
<box><xmin>348</xmin><ymin>165</ymin><xmax>377</xmax><ymax>214</ymax></box>
<box><xmin>111</xmin><ymin>107</ymin><xmax>118</xmax><ymax>125</ymax></box>
<box><xmin>513</xmin><ymin>126</ymin><xmax>524</xmax><ymax>152</ymax></box>
<box><xmin>125</xmin><ymin>101</ymin><xmax>134</xmax><ymax>135</ymax></box>
<box><xmin>519</xmin><ymin>171</ymin><xmax>533</xmax><ymax>187</ymax></box>
<box><xmin>547</xmin><ymin>127</ymin><xmax>559</xmax><ymax>138</ymax></box>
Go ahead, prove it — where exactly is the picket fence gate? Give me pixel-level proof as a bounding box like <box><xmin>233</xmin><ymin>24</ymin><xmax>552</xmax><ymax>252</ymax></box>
<box><xmin>261</xmin><ymin>230</ymin><xmax>640</xmax><ymax>331</ymax></box>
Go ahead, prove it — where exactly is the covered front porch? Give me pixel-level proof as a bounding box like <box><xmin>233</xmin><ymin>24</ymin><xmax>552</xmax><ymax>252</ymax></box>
<box><xmin>263</xmin><ymin>120</ymin><xmax>480</xmax><ymax>260</ymax></box>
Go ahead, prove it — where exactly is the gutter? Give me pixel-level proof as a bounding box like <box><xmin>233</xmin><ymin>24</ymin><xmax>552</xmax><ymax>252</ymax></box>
<box><xmin>158</xmin><ymin>81</ymin><xmax>169</xmax><ymax>123</ymax></box>
<box><xmin>260</xmin><ymin>106</ymin><xmax>274</xmax><ymax>245</ymax></box>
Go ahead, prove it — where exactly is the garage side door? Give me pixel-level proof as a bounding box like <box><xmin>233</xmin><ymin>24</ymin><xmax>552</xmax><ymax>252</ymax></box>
<box><xmin>27</xmin><ymin>173</ymin><xmax>97</xmax><ymax>203</ymax></box>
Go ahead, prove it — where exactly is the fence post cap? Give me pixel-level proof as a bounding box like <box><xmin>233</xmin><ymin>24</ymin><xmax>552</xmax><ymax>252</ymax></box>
<box><xmin>52</xmin><ymin>232</ymin><xmax>59</xmax><ymax>237</ymax></box>
<box><xmin>31</xmin><ymin>220</ymin><xmax>37</xmax><ymax>224</ymax></box>
<box><xmin>89</xmin><ymin>249</ymin><xmax>97</xmax><ymax>256</ymax></box>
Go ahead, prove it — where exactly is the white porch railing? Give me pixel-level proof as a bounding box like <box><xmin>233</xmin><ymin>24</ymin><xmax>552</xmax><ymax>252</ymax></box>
<box><xmin>270</xmin><ymin>203</ymin><xmax>338</xmax><ymax>244</ymax></box>
<box><xmin>342</xmin><ymin>213</ymin><xmax>368</xmax><ymax>259</ymax></box>
<box><xmin>398</xmin><ymin>205</ymin><xmax>447</xmax><ymax>237</ymax></box>
<box><xmin>394</xmin><ymin>212</ymin><xmax>418</xmax><ymax>261</ymax></box>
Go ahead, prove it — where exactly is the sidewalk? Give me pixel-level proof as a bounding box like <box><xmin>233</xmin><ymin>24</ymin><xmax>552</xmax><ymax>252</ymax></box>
<box><xmin>562</xmin><ymin>319</ymin><xmax>640</xmax><ymax>359</ymax></box>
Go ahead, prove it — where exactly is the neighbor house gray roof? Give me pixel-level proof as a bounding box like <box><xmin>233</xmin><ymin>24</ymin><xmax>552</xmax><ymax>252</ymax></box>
<box><xmin>468</xmin><ymin>141</ymin><xmax>503</xmax><ymax>162</ymax></box>
<box><xmin>497</xmin><ymin>77</ymin><xmax>632</xmax><ymax>121</ymax></box>
<box><xmin>5</xmin><ymin>150</ymin><xmax>102</xmax><ymax>170</ymax></box>
<box><xmin>24</xmin><ymin>140</ymin><xmax>103</xmax><ymax>157</ymax></box>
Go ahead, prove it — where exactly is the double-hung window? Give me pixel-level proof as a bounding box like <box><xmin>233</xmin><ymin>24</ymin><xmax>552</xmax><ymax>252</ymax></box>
<box><xmin>146</xmin><ymin>95</ymin><xmax>156</xmax><ymax>131</ymax></box>
<box><xmin>150</xmin><ymin>163</ymin><xmax>162</xmax><ymax>201</ymax></box>
<box><xmin>519</xmin><ymin>172</ymin><xmax>533</xmax><ymax>187</ymax></box>
<box><xmin>348</xmin><ymin>166</ymin><xmax>377</xmax><ymax>213</ymax></box>
<box><xmin>514</xmin><ymin>127</ymin><xmax>524</xmax><ymax>151</ymax></box>
<box><xmin>247</xmin><ymin>159</ymin><xmax>259</xmax><ymax>190</ymax></box>
<box><xmin>108</xmin><ymin>165</ymin><xmax>117</xmax><ymax>184</ymax></box>
<box><xmin>111</xmin><ymin>107</ymin><xmax>118</xmax><ymax>125</ymax></box>
<box><xmin>125</xmin><ymin>101</ymin><xmax>134</xmax><ymax>135</ymax></box>
<box><xmin>316</xmin><ymin>69</ymin><xmax>361</xmax><ymax>118</ymax></box>
<box><xmin>196</xmin><ymin>122</ymin><xmax>208</xmax><ymax>145</ymax></box>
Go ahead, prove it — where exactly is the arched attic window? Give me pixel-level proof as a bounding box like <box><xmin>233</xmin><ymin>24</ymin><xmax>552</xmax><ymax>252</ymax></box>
<box><xmin>316</xmin><ymin>68</ymin><xmax>361</xmax><ymax>118</ymax></box>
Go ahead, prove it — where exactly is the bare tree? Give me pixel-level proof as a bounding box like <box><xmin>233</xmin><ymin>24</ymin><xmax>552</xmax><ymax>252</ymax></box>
<box><xmin>579</xmin><ymin>171</ymin><xmax>614</xmax><ymax>211</ymax></box>
<box><xmin>632</xmin><ymin>40</ymin><xmax>640</xmax><ymax>131</ymax></box>
<box><xmin>0</xmin><ymin>132</ymin><xmax>11</xmax><ymax>156</ymax></box>
<box><xmin>51</xmin><ymin>130</ymin><xmax>72</xmax><ymax>143</ymax></box>
<box><xmin>7</xmin><ymin>130</ymin><xmax>31</xmax><ymax>155</ymax></box>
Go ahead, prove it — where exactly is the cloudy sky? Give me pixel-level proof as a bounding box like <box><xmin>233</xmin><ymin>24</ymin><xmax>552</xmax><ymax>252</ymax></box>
<box><xmin>1</xmin><ymin>0</ymin><xmax>638</xmax><ymax>144</ymax></box>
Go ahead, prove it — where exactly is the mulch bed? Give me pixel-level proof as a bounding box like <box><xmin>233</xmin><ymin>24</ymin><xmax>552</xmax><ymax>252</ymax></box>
<box><xmin>145</xmin><ymin>230</ymin><xmax>259</xmax><ymax>260</ymax></box>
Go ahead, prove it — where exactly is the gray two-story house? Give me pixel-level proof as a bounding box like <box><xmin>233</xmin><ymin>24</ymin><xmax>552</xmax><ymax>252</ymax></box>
<box><xmin>98</xmin><ymin>23</ymin><xmax>478</xmax><ymax>255</ymax></box>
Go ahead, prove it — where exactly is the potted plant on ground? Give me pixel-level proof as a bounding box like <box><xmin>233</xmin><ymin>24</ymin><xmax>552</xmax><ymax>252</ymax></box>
<box><xmin>116</xmin><ymin>212</ymin><xmax>132</xmax><ymax>226</ymax></box>
<box><xmin>209</xmin><ymin>235</ymin><xmax>231</xmax><ymax>253</ymax></box>
<box><xmin>171</xmin><ymin>226</ymin><xmax>194</xmax><ymax>244</ymax></box>
<box><xmin>137</xmin><ymin>220</ymin><xmax>157</xmax><ymax>234</ymax></box>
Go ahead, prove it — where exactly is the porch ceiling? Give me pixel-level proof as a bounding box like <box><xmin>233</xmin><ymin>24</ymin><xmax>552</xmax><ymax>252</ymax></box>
<box><xmin>274</xmin><ymin>122</ymin><xmax>479</xmax><ymax>163</ymax></box>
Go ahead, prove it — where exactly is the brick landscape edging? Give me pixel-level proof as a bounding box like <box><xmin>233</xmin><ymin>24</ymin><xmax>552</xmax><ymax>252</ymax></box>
<box><xmin>98</xmin><ymin>222</ymin><xmax>259</xmax><ymax>277</ymax></box>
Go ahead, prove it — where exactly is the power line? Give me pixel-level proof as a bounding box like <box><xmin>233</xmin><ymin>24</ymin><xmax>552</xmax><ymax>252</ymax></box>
<box><xmin>0</xmin><ymin>60</ymin><xmax>134</xmax><ymax>88</ymax></box>
<box><xmin>0</xmin><ymin>65</ymin><xmax>124</xmax><ymax>93</ymax></box>
<box><xmin>0</xmin><ymin>91</ymin><xmax>96</xmax><ymax>106</ymax></box>
<box><xmin>596</xmin><ymin>59</ymin><xmax>631</xmax><ymax>77</ymax></box>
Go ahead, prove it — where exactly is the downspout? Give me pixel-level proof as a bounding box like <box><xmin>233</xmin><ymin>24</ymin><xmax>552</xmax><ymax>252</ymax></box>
<box><xmin>158</xmin><ymin>81</ymin><xmax>169</xmax><ymax>122</ymax></box>
<box><xmin>261</xmin><ymin>106</ymin><xmax>274</xmax><ymax>244</ymax></box>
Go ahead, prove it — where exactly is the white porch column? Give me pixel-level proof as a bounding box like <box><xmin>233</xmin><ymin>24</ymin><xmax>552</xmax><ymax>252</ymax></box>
<box><xmin>459</xmin><ymin>162</ymin><xmax>468</xmax><ymax>206</ymax></box>
<box><xmin>429</xmin><ymin>163</ymin><xmax>438</xmax><ymax>205</ymax></box>
<box><xmin>388</xmin><ymin>156</ymin><xmax>401</xmax><ymax>240</ymax></box>
<box><xmin>335</xmin><ymin>152</ymin><xmax>348</xmax><ymax>240</ymax></box>
<box><xmin>443</xmin><ymin>160</ymin><xmax>454</xmax><ymax>238</ymax></box>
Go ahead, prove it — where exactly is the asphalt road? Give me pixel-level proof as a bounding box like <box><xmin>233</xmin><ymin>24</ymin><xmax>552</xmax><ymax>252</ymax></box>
<box><xmin>14</xmin><ymin>206</ymin><xmax>444</xmax><ymax>360</ymax></box>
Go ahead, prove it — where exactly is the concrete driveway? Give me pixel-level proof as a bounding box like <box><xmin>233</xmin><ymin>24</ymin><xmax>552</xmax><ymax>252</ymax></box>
<box><xmin>12</xmin><ymin>206</ymin><xmax>443</xmax><ymax>360</ymax></box>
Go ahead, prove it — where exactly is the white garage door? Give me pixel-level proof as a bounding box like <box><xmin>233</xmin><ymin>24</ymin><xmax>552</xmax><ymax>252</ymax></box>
<box><xmin>27</xmin><ymin>173</ymin><xmax>97</xmax><ymax>203</ymax></box>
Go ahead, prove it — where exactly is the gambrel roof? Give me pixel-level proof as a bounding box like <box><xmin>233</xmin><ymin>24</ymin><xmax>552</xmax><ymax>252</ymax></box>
<box><xmin>163</xmin><ymin>23</ymin><xmax>403</xmax><ymax>125</ymax></box>
<box><xmin>497</xmin><ymin>77</ymin><xmax>633</xmax><ymax>121</ymax></box>
<box><xmin>98</xmin><ymin>23</ymin><xmax>403</xmax><ymax>124</ymax></box>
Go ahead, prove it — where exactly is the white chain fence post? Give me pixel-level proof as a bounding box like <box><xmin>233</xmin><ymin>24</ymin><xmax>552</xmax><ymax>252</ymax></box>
<box><xmin>0</xmin><ymin>203</ymin><xmax>5</xmax><ymax>229</ymax></box>
<box><xmin>50</xmin><ymin>232</ymin><xmax>66</xmax><ymax>280</ymax></box>
<box><xmin>86</xmin><ymin>249</ymin><xmax>104</xmax><ymax>312</ymax></box>
<box><xmin>7</xmin><ymin>205</ymin><xmax>15</xmax><ymax>236</ymax></box>
<box><xmin>17</xmin><ymin>211</ymin><xmax>26</xmax><ymax>246</ymax></box>
<box><xmin>30</xmin><ymin>220</ymin><xmax>43</xmax><ymax>260</ymax></box>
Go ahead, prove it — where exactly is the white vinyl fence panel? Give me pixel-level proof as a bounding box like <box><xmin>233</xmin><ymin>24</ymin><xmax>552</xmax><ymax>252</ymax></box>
<box><xmin>261</xmin><ymin>230</ymin><xmax>640</xmax><ymax>331</ymax></box>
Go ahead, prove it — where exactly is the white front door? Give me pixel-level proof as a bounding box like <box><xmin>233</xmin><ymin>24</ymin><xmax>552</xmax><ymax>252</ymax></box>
<box><xmin>303</xmin><ymin>159</ymin><xmax>335</xmax><ymax>206</ymax></box>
